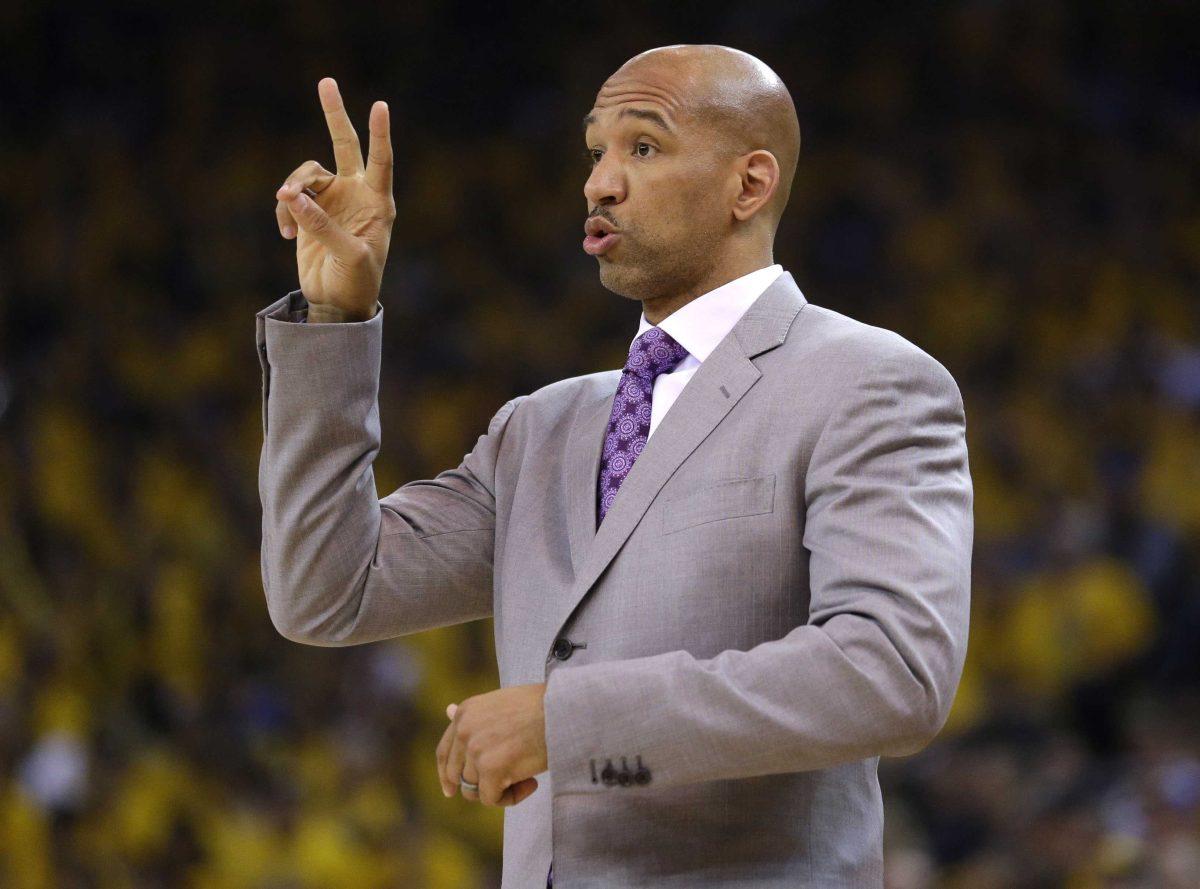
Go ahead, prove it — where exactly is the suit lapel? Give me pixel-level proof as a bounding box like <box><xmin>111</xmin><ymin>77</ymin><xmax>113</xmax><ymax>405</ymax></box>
<box><xmin>549</xmin><ymin>272</ymin><xmax>809</xmax><ymax>644</ymax></box>
<box><xmin>564</xmin><ymin>381</ymin><xmax>619</xmax><ymax>571</ymax></box>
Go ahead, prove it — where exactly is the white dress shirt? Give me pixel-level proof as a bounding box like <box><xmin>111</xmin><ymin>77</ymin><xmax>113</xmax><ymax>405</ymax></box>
<box><xmin>633</xmin><ymin>263</ymin><xmax>785</xmax><ymax>439</ymax></box>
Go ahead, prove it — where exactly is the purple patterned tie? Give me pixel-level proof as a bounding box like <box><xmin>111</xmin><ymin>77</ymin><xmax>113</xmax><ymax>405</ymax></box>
<box><xmin>596</xmin><ymin>326</ymin><xmax>690</xmax><ymax>525</ymax></box>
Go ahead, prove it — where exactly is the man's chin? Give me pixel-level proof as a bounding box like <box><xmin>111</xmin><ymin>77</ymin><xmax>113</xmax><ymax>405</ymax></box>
<box><xmin>596</xmin><ymin>249</ymin><xmax>666</xmax><ymax>300</ymax></box>
<box><xmin>597</xmin><ymin>262</ymin><xmax>635</xmax><ymax>297</ymax></box>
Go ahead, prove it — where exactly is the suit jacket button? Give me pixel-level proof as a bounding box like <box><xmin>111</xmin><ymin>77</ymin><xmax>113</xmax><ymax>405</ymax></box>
<box><xmin>600</xmin><ymin>759</ymin><xmax>617</xmax><ymax>786</ymax></box>
<box><xmin>551</xmin><ymin>637</ymin><xmax>575</xmax><ymax>660</ymax></box>
<box><xmin>634</xmin><ymin>756</ymin><xmax>651</xmax><ymax>785</ymax></box>
<box><xmin>617</xmin><ymin>770</ymin><xmax>632</xmax><ymax>786</ymax></box>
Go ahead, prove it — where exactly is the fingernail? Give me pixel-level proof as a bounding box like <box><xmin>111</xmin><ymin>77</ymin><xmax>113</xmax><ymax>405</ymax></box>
<box><xmin>282</xmin><ymin>224</ymin><xmax>296</xmax><ymax>238</ymax></box>
<box><xmin>294</xmin><ymin>194</ymin><xmax>308</xmax><ymax>211</ymax></box>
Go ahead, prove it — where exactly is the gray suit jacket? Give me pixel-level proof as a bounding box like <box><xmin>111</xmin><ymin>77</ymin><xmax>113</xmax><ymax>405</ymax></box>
<box><xmin>256</xmin><ymin>271</ymin><xmax>973</xmax><ymax>888</ymax></box>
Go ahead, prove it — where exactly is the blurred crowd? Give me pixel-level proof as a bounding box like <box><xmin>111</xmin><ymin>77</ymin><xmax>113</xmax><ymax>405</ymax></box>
<box><xmin>1</xmin><ymin>1</ymin><xmax>1198</xmax><ymax>886</ymax></box>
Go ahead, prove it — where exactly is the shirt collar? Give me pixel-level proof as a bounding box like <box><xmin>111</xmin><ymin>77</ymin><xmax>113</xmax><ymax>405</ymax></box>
<box><xmin>632</xmin><ymin>264</ymin><xmax>785</xmax><ymax>363</ymax></box>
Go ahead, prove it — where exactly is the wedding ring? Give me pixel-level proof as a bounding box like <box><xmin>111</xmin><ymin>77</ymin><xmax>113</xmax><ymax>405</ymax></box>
<box><xmin>460</xmin><ymin>777</ymin><xmax>479</xmax><ymax>793</ymax></box>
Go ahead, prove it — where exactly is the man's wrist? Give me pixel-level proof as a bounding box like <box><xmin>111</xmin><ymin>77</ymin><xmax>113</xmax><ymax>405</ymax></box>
<box><xmin>307</xmin><ymin>302</ymin><xmax>377</xmax><ymax>324</ymax></box>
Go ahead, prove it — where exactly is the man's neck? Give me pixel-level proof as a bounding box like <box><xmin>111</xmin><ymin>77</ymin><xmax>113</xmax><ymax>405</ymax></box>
<box><xmin>641</xmin><ymin>250</ymin><xmax>775</xmax><ymax>325</ymax></box>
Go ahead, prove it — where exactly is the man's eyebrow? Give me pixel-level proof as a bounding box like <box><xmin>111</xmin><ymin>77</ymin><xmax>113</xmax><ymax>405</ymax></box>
<box><xmin>581</xmin><ymin>107</ymin><xmax>675</xmax><ymax>134</ymax></box>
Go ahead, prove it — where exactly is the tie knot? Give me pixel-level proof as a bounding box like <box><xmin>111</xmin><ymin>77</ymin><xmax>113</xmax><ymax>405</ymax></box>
<box><xmin>626</xmin><ymin>327</ymin><xmax>688</xmax><ymax>381</ymax></box>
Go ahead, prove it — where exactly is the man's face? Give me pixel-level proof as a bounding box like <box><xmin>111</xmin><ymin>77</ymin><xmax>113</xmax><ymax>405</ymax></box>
<box><xmin>582</xmin><ymin>61</ymin><xmax>731</xmax><ymax>301</ymax></box>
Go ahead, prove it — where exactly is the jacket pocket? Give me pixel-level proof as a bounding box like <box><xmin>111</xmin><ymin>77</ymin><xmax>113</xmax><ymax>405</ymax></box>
<box><xmin>661</xmin><ymin>473</ymin><xmax>776</xmax><ymax>536</ymax></box>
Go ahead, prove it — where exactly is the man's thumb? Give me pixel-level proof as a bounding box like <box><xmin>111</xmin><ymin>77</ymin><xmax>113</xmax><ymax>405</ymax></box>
<box><xmin>503</xmin><ymin>777</ymin><xmax>539</xmax><ymax>806</ymax></box>
<box><xmin>288</xmin><ymin>193</ymin><xmax>358</xmax><ymax>257</ymax></box>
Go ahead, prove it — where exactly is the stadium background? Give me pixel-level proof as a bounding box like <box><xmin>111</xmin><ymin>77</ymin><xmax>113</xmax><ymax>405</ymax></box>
<box><xmin>1</xmin><ymin>1</ymin><xmax>1198</xmax><ymax>886</ymax></box>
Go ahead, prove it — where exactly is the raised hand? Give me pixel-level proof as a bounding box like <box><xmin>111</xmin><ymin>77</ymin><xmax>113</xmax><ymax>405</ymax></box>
<box><xmin>275</xmin><ymin>77</ymin><xmax>395</xmax><ymax>322</ymax></box>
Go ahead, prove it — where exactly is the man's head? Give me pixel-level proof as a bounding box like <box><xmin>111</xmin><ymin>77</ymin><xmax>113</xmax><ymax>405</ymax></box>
<box><xmin>582</xmin><ymin>44</ymin><xmax>800</xmax><ymax>307</ymax></box>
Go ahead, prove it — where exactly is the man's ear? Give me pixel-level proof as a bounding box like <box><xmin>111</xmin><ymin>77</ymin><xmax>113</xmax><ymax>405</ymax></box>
<box><xmin>731</xmin><ymin>150</ymin><xmax>780</xmax><ymax>222</ymax></box>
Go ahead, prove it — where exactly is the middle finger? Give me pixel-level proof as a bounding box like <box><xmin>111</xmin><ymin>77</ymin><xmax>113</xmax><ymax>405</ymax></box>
<box><xmin>446</xmin><ymin>726</ymin><xmax>471</xmax><ymax>799</ymax></box>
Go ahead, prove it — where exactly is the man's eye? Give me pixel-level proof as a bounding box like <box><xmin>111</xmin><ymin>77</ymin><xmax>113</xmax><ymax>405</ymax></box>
<box><xmin>584</xmin><ymin>149</ymin><xmax>602</xmax><ymax>166</ymax></box>
<box><xmin>635</xmin><ymin>142</ymin><xmax>656</xmax><ymax>158</ymax></box>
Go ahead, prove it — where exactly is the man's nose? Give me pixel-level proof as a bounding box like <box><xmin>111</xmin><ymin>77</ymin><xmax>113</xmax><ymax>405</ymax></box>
<box><xmin>584</xmin><ymin>155</ymin><xmax>625</xmax><ymax>205</ymax></box>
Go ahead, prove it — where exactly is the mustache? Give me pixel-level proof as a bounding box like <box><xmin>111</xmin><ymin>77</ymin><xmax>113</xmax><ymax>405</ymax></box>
<box><xmin>588</xmin><ymin>208</ymin><xmax>620</xmax><ymax>227</ymax></box>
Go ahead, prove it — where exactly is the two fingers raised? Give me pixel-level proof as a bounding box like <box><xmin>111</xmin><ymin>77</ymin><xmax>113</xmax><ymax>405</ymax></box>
<box><xmin>318</xmin><ymin>77</ymin><xmax>392</xmax><ymax>194</ymax></box>
<box><xmin>275</xmin><ymin>78</ymin><xmax>393</xmax><ymax>247</ymax></box>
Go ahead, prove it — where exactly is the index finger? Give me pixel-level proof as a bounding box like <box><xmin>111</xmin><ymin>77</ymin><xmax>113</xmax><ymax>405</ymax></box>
<box><xmin>365</xmin><ymin>100</ymin><xmax>392</xmax><ymax>195</ymax></box>
<box><xmin>436</xmin><ymin>719</ymin><xmax>458</xmax><ymax>797</ymax></box>
<box><xmin>317</xmin><ymin>77</ymin><xmax>364</xmax><ymax>176</ymax></box>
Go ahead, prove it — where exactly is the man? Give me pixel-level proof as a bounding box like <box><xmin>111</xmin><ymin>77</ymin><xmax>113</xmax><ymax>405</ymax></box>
<box><xmin>258</xmin><ymin>44</ymin><xmax>973</xmax><ymax>888</ymax></box>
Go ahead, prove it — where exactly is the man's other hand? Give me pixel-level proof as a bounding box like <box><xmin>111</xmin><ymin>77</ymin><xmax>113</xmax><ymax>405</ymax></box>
<box><xmin>437</xmin><ymin>683</ymin><xmax>548</xmax><ymax>807</ymax></box>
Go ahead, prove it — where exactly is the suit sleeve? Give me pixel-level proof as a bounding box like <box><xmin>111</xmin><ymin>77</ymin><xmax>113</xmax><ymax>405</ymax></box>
<box><xmin>256</xmin><ymin>289</ymin><xmax>523</xmax><ymax>647</ymax></box>
<box><xmin>543</xmin><ymin>346</ymin><xmax>973</xmax><ymax>793</ymax></box>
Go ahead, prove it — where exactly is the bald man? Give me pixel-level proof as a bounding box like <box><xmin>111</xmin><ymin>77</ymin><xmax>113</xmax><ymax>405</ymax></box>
<box><xmin>257</xmin><ymin>44</ymin><xmax>972</xmax><ymax>888</ymax></box>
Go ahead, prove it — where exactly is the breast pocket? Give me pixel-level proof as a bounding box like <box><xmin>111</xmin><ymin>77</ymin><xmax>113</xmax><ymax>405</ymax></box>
<box><xmin>661</xmin><ymin>473</ymin><xmax>777</xmax><ymax>536</ymax></box>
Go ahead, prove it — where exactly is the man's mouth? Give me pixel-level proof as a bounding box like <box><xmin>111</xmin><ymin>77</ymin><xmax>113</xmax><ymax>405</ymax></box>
<box><xmin>583</xmin><ymin>231</ymin><xmax>621</xmax><ymax>255</ymax></box>
<box><xmin>583</xmin><ymin>218</ymin><xmax>621</xmax><ymax>256</ymax></box>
